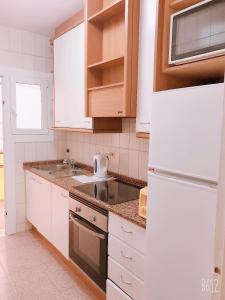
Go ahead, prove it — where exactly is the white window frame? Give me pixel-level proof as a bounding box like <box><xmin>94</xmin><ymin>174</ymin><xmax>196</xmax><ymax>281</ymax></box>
<box><xmin>11</xmin><ymin>76</ymin><xmax>49</xmax><ymax>135</ymax></box>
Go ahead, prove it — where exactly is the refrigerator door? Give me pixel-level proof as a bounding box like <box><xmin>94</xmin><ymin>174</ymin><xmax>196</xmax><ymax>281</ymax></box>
<box><xmin>150</xmin><ymin>83</ymin><xmax>224</xmax><ymax>182</ymax></box>
<box><xmin>145</xmin><ymin>173</ymin><xmax>218</xmax><ymax>300</ymax></box>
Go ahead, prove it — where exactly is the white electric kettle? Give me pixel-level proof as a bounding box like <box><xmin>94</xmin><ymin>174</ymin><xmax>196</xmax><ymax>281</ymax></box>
<box><xmin>93</xmin><ymin>154</ymin><xmax>109</xmax><ymax>179</ymax></box>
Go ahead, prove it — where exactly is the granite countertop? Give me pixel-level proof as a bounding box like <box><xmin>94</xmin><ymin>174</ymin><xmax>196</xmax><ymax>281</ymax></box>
<box><xmin>23</xmin><ymin>160</ymin><xmax>147</xmax><ymax>228</ymax></box>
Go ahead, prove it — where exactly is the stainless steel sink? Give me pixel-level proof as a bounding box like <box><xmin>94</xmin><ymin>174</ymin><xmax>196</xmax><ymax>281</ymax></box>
<box><xmin>33</xmin><ymin>164</ymin><xmax>85</xmax><ymax>178</ymax></box>
<box><xmin>36</xmin><ymin>164</ymin><xmax>68</xmax><ymax>171</ymax></box>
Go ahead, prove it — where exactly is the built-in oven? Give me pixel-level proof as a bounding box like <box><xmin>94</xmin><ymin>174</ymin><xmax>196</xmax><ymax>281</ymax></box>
<box><xmin>69</xmin><ymin>193</ymin><xmax>108</xmax><ymax>291</ymax></box>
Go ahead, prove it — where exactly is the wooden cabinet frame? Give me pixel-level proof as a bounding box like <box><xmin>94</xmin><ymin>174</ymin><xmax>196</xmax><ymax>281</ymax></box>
<box><xmin>85</xmin><ymin>0</ymin><xmax>140</xmax><ymax>118</ymax></box>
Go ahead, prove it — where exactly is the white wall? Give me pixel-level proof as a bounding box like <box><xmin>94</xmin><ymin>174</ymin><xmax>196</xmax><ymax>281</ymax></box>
<box><xmin>67</xmin><ymin>119</ymin><xmax>149</xmax><ymax>181</ymax></box>
<box><xmin>0</xmin><ymin>26</ymin><xmax>53</xmax><ymax>72</ymax></box>
<box><xmin>0</xmin><ymin>26</ymin><xmax>65</xmax><ymax>233</ymax></box>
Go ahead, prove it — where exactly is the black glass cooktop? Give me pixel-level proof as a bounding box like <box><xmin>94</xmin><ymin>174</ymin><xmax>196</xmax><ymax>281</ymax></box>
<box><xmin>75</xmin><ymin>180</ymin><xmax>141</xmax><ymax>205</ymax></box>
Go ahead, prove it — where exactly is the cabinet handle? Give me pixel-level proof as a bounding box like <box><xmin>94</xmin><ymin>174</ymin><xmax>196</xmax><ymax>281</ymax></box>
<box><xmin>37</xmin><ymin>181</ymin><xmax>42</xmax><ymax>185</ymax></box>
<box><xmin>31</xmin><ymin>177</ymin><xmax>36</xmax><ymax>182</ymax></box>
<box><xmin>117</xmin><ymin>111</ymin><xmax>123</xmax><ymax>115</ymax></box>
<box><xmin>75</xmin><ymin>207</ymin><xmax>81</xmax><ymax>213</ymax></box>
<box><xmin>61</xmin><ymin>193</ymin><xmax>67</xmax><ymax>198</ymax></box>
<box><xmin>139</xmin><ymin>121</ymin><xmax>150</xmax><ymax>125</ymax></box>
<box><xmin>121</xmin><ymin>251</ymin><xmax>133</xmax><ymax>260</ymax></box>
<box><xmin>121</xmin><ymin>275</ymin><xmax>132</xmax><ymax>285</ymax></box>
<box><xmin>121</xmin><ymin>226</ymin><xmax>133</xmax><ymax>234</ymax></box>
<box><xmin>89</xmin><ymin>216</ymin><xmax>96</xmax><ymax>222</ymax></box>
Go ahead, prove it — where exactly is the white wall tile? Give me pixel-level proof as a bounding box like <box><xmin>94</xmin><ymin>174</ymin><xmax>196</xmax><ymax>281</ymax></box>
<box><xmin>24</xmin><ymin>143</ymin><xmax>36</xmax><ymax>162</ymax></box>
<box><xmin>34</xmin><ymin>34</ymin><xmax>47</xmax><ymax>57</ymax></box>
<box><xmin>33</xmin><ymin>56</ymin><xmax>46</xmax><ymax>72</ymax></box>
<box><xmin>119</xmin><ymin>148</ymin><xmax>129</xmax><ymax>176</ymax></box>
<box><xmin>36</xmin><ymin>142</ymin><xmax>48</xmax><ymax>161</ymax></box>
<box><xmin>9</xmin><ymin>28</ymin><xmax>22</xmax><ymax>53</ymax></box>
<box><xmin>66</xmin><ymin>119</ymin><xmax>150</xmax><ymax>181</ymax></box>
<box><xmin>0</xmin><ymin>27</ymin><xmax>9</xmax><ymax>50</ymax></box>
<box><xmin>129</xmin><ymin>150</ymin><xmax>139</xmax><ymax>178</ymax></box>
<box><xmin>22</xmin><ymin>31</ymin><xmax>35</xmax><ymax>55</ymax></box>
<box><xmin>15</xmin><ymin>143</ymin><xmax>25</xmax><ymax>163</ymax></box>
<box><xmin>21</xmin><ymin>54</ymin><xmax>34</xmax><ymax>70</ymax></box>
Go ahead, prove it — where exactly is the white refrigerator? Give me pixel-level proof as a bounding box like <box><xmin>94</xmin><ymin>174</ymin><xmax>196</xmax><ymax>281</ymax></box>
<box><xmin>145</xmin><ymin>83</ymin><xmax>225</xmax><ymax>300</ymax></box>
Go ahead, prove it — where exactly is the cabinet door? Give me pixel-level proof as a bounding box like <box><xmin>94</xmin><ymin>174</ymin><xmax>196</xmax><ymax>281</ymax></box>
<box><xmin>136</xmin><ymin>0</ymin><xmax>157</xmax><ymax>133</ymax></box>
<box><xmin>145</xmin><ymin>173</ymin><xmax>217</xmax><ymax>300</ymax></box>
<box><xmin>54</xmin><ymin>23</ymin><xmax>92</xmax><ymax>129</ymax></box>
<box><xmin>26</xmin><ymin>171</ymin><xmax>38</xmax><ymax>227</ymax></box>
<box><xmin>35</xmin><ymin>176</ymin><xmax>51</xmax><ymax>240</ymax></box>
<box><xmin>51</xmin><ymin>185</ymin><xmax>69</xmax><ymax>258</ymax></box>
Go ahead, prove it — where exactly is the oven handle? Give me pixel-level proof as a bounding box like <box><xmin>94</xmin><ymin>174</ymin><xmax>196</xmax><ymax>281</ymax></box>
<box><xmin>69</xmin><ymin>214</ymin><xmax>105</xmax><ymax>240</ymax></box>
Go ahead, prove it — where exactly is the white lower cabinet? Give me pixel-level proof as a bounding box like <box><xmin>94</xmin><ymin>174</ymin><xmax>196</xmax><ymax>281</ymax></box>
<box><xmin>25</xmin><ymin>171</ymin><xmax>68</xmax><ymax>258</ymax></box>
<box><xmin>108</xmin><ymin>257</ymin><xmax>144</xmax><ymax>300</ymax></box>
<box><xmin>107</xmin><ymin>213</ymin><xmax>145</xmax><ymax>300</ymax></box>
<box><xmin>107</xmin><ymin>279</ymin><xmax>132</xmax><ymax>300</ymax></box>
<box><xmin>26</xmin><ymin>171</ymin><xmax>51</xmax><ymax>241</ymax></box>
<box><xmin>51</xmin><ymin>185</ymin><xmax>69</xmax><ymax>258</ymax></box>
<box><xmin>108</xmin><ymin>234</ymin><xmax>145</xmax><ymax>280</ymax></box>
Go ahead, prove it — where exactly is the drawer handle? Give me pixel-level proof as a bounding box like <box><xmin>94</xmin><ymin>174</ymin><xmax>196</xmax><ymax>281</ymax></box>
<box><xmin>121</xmin><ymin>275</ymin><xmax>132</xmax><ymax>286</ymax></box>
<box><xmin>37</xmin><ymin>180</ymin><xmax>42</xmax><ymax>185</ymax></box>
<box><xmin>31</xmin><ymin>177</ymin><xmax>36</xmax><ymax>182</ymax></box>
<box><xmin>121</xmin><ymin>251</ymin><xmax>133</xmax><ymax>260</ymax></box>
<box><xmin>121</xmin><ymin>226</ymin><xmax>133</xmax><ymax>234</ymax></box>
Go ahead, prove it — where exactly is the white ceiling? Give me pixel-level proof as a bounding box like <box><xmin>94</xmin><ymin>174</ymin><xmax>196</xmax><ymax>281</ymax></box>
<box><xmin>0</xmin><ymin>0</ymin><xmax>84</xmax><ymax>37</ymax></box>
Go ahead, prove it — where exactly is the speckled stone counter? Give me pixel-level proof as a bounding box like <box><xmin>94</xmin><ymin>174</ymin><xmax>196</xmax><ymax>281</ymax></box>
<box><xmin>23</xmin><ymin>160</ymin><xmax>147</xmax><ymax>228</ymax></box>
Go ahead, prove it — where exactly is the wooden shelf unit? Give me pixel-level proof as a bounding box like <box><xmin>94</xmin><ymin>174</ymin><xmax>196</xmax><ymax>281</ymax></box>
<box><xmin>88</xmin><ymin>0</ymin><xmax>125</xmax><ymax>24</ymax></box>
<box><xmin>155</xmin><ymin>0</ymin><xmax>225</xmax><ymax>92</ymax></box>
<box><xmin>88</xmin><ymin>56</ymin><xmax>124</xmax><ymax>70</ymax></box>
<box><xmin>85</xmin><ymin>0</ymin><xmax>140</xmax><ymax>118</ymax></box>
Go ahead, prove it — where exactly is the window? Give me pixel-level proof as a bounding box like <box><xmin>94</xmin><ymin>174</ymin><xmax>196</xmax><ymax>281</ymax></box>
<box><xmin>11</xmin><ymin>77</ymin><xmax>49</xmax><ymax>135</ymax></box>
<box><xmin>16</xmin><ymin>83</ymin><xmax>42</xmax><ymax>130</ymax></box>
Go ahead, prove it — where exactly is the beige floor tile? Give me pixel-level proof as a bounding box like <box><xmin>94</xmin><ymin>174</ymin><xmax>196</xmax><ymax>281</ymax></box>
<box><xmin>0</xmin><ymin>231</ymin><xmax>103</xmax><ymax>300</ymax></box>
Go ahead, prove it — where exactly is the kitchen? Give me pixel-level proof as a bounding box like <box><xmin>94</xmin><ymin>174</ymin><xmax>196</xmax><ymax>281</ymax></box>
<box><xmin>0</xmin><ymin>0</ymin><xmax>225</xmax><ymax>299</ymax></box>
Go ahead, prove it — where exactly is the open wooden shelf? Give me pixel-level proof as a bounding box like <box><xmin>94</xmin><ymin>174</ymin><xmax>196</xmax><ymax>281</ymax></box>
<box><xmin>86</xmin><ymin>0</ymin><xmax>140</xmax><ymax>117</ymax></box>
<box><xmin>88</xmin><ymin>0</ymin><xmax>125</xmax><ymax>24</ymax></box>
<box><xmin>88</xmin><ymin>56</ymin><xmax>124</xmax><ymax>70</ymax></box>
<box><xmin>88</xmin><ymin>82</ymin><xmax>124</xmax><ymax>91</ymax></box>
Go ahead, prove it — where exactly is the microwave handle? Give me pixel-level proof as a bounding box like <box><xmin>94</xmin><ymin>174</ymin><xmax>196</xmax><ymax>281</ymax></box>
<box><xmin>69</xmin><ymin>214</ymin><xmax>105</xmax><ymax>240</ymax></box>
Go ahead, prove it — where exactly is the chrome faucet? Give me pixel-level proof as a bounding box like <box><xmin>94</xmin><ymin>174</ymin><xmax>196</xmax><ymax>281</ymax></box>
<box><xmin>63</xmin><ymin>158</ymin><xmax>76</xmax><ymax>169</ymax></box>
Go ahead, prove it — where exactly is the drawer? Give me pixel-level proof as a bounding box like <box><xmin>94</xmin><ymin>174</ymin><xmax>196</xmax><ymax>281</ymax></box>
<box><xmin>108</xmin><ymin>212</ymin><xmax>145</xmax><ymax>254</ymax></box>
<box><xmin>108</xmin><ymin>257</ymin><xmax>144</xmax><ymax>300</ymax></box>
<box><xmin>107</xmin><ymin>279</ymin><xmax>132</xmax><ymax>300</ymax></box>
<box><xmin>108</xmin><ymin>234</ymin><xmax>144</xmax><ymax>280</ymax></box>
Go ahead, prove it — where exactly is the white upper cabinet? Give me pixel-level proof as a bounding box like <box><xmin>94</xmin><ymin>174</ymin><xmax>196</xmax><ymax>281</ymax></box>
<box><xmin>136</xmin><ymin>0</ymin><xmax>157</xmax><ymax>133</ymax></box>
<box><xmin>54</xmin><ymin>23</ymin><xmax>92</xmax><ymax>129</ymax></box>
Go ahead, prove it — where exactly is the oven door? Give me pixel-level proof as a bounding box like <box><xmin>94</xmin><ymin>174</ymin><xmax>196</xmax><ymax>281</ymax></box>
<box><xmin>69</xmin><ymin>211</ymin><xmax>107</xmax><ymax>290</ymax></box>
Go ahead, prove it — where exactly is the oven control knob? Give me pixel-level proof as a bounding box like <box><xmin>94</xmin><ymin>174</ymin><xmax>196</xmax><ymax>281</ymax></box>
<box><xmin>75</xmin><ymin>207</ymin><xmax>81</xmax><ymax>213</ymax></box>
<box><xmin>90</xmin><ymin>216</ymin><xmax>96</xmax><ymax>222</ymax></box>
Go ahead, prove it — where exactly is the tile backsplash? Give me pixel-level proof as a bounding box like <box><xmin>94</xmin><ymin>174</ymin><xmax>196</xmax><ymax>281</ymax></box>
<box><xmin>66</xmin><ymin>119</ymin><xmax>149</xmax><ymax>181</ymax></box>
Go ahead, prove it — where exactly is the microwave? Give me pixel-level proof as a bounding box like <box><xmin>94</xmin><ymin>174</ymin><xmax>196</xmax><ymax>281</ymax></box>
<box><xmin>169</xmin><ymin>0</ymin><xmax>225</xmax><ymax>65</ymax></box>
